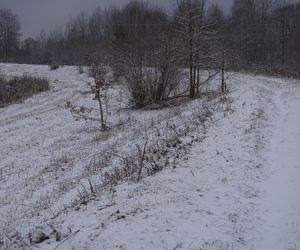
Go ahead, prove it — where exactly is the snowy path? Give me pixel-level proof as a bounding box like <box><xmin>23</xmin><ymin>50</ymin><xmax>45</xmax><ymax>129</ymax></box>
<box><xmin>255</xmin><ymin>86</ymin><xmax>300</xmax><ymax>250</ymax></box>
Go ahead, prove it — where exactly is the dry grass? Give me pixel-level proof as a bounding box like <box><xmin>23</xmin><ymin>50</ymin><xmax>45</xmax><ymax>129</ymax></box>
<box><xmin>82</xmin><ymin>92</ymin><xmax>234</xmax><ymax>194</ymax></box>
<box><xmin>0</xmin><ymin>75</ymin><xmax>49</xmax><ymax>107</ymax></box>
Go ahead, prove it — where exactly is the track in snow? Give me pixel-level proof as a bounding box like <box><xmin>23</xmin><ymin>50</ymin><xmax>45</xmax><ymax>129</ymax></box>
<box><xmin>255</xmin><ymin>86</ymin><xmax>300</xmax><ymax>250</ymax></box>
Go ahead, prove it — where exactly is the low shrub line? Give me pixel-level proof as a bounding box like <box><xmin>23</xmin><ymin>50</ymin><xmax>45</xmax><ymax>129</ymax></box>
<box><xmin>0</xmin><ymin>75</ymin><xmax>49</xmax><ymax>107</ymax></box>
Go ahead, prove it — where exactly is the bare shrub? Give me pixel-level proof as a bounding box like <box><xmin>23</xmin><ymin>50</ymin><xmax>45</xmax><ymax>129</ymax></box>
<box><xmin>91</xmin><ymin>64</ymin><xmax>110</xmax><ymax>130</ymax></box>
<box><xmin>88</xmin><ymin>64</ymin><xmax>103</xmax><ymax>78</ymax></box>
<box><xmin>49</xmin><ymin>64</ymin><xmax>59</xmax><ymax>71</ymax></box>
<box><xmin>126</xmin><ymin>65</ymin><xmax>182</xmax><ymax>108</ymax></box>
<box><xmin>78</xmin><ymin>65</ymin><xmax>84</xmax><ymax>74</ymax></box>
<box><xmin>0</xmin><ymin>75</ymin><xmax>49</xmax><ymax>107</ymax></box>
<box><xmin>98</xmin><ymin>117</ymin><xmax>193</xmax><ymax>188</ymax></box>
<box><xmin>67</xmin><ymin>64</ymin><xmax>110</xmax><ymax>130</ymax></box>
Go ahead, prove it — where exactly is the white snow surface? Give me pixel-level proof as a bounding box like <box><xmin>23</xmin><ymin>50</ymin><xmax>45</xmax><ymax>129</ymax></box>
<box><xmin>0</xmin><ymin>64</ymin><xmax>300</xmax><ymax>250</ymax></box>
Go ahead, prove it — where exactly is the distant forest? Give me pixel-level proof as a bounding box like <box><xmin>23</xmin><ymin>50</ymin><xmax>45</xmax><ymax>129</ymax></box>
<box><xmin>1</xmin><ymin>0</ymin><xmax>300</xmax><ymax>77</ymax></box>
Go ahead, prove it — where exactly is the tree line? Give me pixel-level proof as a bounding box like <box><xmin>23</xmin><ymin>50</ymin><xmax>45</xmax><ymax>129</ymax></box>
<box><xmin>1</xmin><ymin>0</ymin><xmax>300</xmax><ymax>101</ymax></box>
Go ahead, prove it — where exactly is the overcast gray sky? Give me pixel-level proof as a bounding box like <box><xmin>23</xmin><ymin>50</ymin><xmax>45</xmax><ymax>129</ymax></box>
<box><xmin>0</xmin><ymin>0</ymin><xmax>232</xmax><ymax>38</ymax></box>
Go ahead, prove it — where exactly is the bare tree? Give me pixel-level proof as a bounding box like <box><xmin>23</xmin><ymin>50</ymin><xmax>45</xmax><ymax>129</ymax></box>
<box><xmin>3</xmin><ymin>0</ymin><xmax>299</xmax><ymax>78</ymax></box>
<box><xmin>173</xmin><ymin>0</ymin><xmax>206</xmax><ymax>98</ymax></box>
<box><xmin>0</xmin><ymin>9</ymin><xmax>20</xmax><ymax>61</ymax></box>
<box><xmin>106</xmin><ymin>1</ymin><xmax>182</xmax><ymax>107</ymax></box>
<box><xmin>173</xmin><ymin>0</ymin><xmax>223</xmax><ymax>98</ymax></box>
<box><xmin>91</xmin><ymin>64</ymin><xmax>110</xmax><ymax>130</ymax></box>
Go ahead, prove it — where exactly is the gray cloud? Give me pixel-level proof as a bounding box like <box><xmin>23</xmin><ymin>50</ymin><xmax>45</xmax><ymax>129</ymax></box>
<box><xmin>0</xmin><ymin>0</ymin><xmax>233</xmax><ymax>38</ymax></box>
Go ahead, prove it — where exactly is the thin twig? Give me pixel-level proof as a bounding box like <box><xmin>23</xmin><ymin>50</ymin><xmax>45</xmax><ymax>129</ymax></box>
<box><xmin>52</xmin><ymin>229</ymin><xmax>80</xmax><ymax>250</ymax></box>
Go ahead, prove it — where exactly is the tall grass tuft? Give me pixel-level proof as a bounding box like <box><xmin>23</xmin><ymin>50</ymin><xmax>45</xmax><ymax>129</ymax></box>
<box><xmin>0</xmin><ymin>75</ymin><xmax>49</xmax><ymax>107</ymax></box>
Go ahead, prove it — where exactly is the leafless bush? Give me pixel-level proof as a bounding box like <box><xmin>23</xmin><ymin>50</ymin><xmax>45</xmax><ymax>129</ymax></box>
<box><xmin>126</xmin><ymin>65</ymin><xmax>182</xmax><ymax>108</ymax></box>
<box><xmin>91</xmin><ymin>65</ymin><xmax>110</xmax><ymax>130</ymax></box>
<box><xmin>0</xmin><ymin>75</ymin><xmax>49</xmax><ymax>107</ymax></box>
<box><xmin>49</xmin><ymin>64</ymin><xmax>59</xmax><ymax>71</ymax></box>
<box><xmin>88</xmin><ymin>64</ymin><xmax>103</xmax><ymax>78</ymax></box>
<box><xmin>78</xmin><ymin>65</ymin><xmax>84</xmax><ymax>74</ymax></box>
<box><xmin>111</xmin><ymin>16</ymin><xmax>183</xmax><ymax>108</ymax></box>
<box><xmin>67</xmin><ymin>64</ymin><xmax>110</xmax><ymax>130</ymax></box>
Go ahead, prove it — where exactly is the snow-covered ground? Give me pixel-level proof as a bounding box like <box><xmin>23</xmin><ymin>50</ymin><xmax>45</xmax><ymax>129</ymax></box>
<box><xmin>0</xmin><ymin>64</ymin><xmax>299</xmax><ymax>250</ymax></box>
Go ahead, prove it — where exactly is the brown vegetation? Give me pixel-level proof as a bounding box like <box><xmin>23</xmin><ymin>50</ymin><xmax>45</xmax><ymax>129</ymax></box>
<box><xmin>0</xmin><ymin>75</ymin><xmax>49</xmax><ymax>107</ymax></box>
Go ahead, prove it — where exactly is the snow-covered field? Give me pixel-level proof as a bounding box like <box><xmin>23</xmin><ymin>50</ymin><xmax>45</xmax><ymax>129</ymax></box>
<box><xmin>0</xmin><ymin>64</ymin><xmax>299</xmax><ymax>250</ymax></box>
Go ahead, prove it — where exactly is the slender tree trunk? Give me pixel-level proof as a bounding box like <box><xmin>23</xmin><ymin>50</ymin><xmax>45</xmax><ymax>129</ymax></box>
<box><xmin>240</xmin><ymin>7</ymin><xmax>244</xmax><ymax>63</ymax></box>
<box><xmin>281</xmin><ymin>6</ymin><xmax>287</xmax><ymax>66</ymax></box>
<box><xmin>221</xmin><ymin>50</ymin><xmax>226</xmax><ymax>93</ymax></box>
<box><xmin>189</xmin><ymin>8</ymin><xmax>195</xmax><ymax>98</ymax></box>
<box><xmin>97</xmin><ymin>89</ymin><xmax>106</xmax><ymax>130</ymax></box>
<box><xmin>196</xmin><ymin>67</ymin><xmax>200</xmax><ymax>95</ymax></box>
